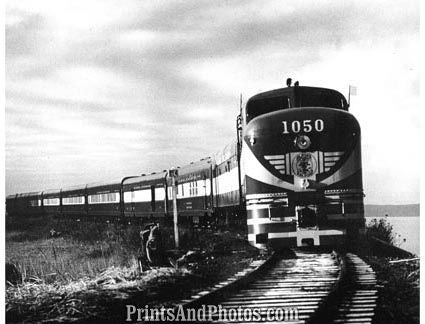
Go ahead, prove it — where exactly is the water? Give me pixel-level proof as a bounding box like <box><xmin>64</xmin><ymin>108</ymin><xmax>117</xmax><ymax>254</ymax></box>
<box><xmin>366</xmin><ymin>216</ymin><xmax>420</xmax><ymax>256</ymax></box>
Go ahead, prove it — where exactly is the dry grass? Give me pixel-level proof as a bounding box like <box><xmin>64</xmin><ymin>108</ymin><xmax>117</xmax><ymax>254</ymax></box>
<box><xmin>6</xmin><ymin>263</ymin><xmax>191</xmax><ymax>323</ymax></box>
<box><xmin>5</xmin><ymin>216</ymin><xmax>193</xmax><ymax>322</ymax></box>
<box><xmin>6</xmin><ymin>216</ymin><xmax>146</xmax><ymax>284</ymax></box>
<box><xmin>6</xmin><ymin>216</ymin><xmax>259</xmax><ymax>322</ymax></box>
<box><xmin>7</xmin><ymin>237</ymin><xmax>136</xmax><ymax>284</ymax></box>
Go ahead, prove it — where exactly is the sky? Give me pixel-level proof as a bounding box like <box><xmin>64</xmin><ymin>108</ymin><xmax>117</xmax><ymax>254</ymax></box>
<box><xmin>5</xmin><ymin>0</ymin><xmax>420</xmax><ymax>204</ymax></box>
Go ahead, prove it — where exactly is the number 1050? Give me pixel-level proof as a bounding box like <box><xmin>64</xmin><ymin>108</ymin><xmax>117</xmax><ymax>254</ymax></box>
<box><xmin>282</xmin><ymin>119</ymin><xmax>324</xmax><ymax>134</ymax></box>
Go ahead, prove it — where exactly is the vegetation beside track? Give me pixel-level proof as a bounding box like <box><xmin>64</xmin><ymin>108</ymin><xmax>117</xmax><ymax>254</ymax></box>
<box><xmin>6</xmin><ymin>215</ymin><xmax>261</xmax><ymax>323</ymax></box>
<box><xmin>351</xmin><ymin>218</ymin><xmax>419</xmax><ymax>324</ymax></box>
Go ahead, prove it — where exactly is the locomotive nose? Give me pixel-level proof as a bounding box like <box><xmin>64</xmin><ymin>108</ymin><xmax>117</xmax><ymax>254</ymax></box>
<box><xmin>242</xmin><ymin>107</ymin><xmax>363</xmax><ymax>249</ymax></box>
<box><xmin>243</xmin><ymin>107</ymin><xmax>360</xmax><ymax>185</ymax></box>
<box><xmin>244</xmin><ymin>108</ymin><xmax>359</xmax><ymax>154</ymax></box>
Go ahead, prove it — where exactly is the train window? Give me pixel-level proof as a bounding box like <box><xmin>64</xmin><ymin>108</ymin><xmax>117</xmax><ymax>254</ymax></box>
<box><xmin>205</xmin><ymin>179</ymin><xmax>211</xmax><ymax>196</ymax></box>
<box><xmin>43</xmin><ymin>198</ymin><xmax>60</xmax><ymax>206</ymax></box>
<box><xmin>63</xmin><ymin>196</ymin><xmax>85</xmax><ymax>205</ymax></box>
<box><xmin>191</xmin><ymin>181</ymin><xmax>198</xmax><ymax>196</ymax></box>
<box><xmin>296</xmin><ymin>88</ymin><xmax>348</xmax><ymax>110</ymax></box>
<box><xmin>132</xmin><ymin>189</ymin><xmax>151</xmax><ymax>202</ymax></box>
<box><xmin>246</xmin><ymin>96</ymin><xmax>290</xmax><ymax>122</ymax></box>
<box><xmin>155</xmin><ymin>187</ymin><xmax>165</xmax><ymax>201</ymax></box>
<box><xmin>123</xmin><ymin>191</ymin><xmax>132</xmax><ymax>203</ymax></box>
<box><xmin>177</xmin><ymin>184</ymin><xmax>184</xmax><ymax>197</ymax></box>
<box><xmin>88</xmin><ymin>192</ymin><xmax>119</xmax><ymax>204</ymax></box>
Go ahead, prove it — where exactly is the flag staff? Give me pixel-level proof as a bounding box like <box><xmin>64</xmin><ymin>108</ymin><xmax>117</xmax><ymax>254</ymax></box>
<box><xmin>348</xmin><ymin>85</ymin><xmax>357</xmax><ymax>107</ymax></box>
<box><xmin>348</xmin><ymin>85</ymin><xmax>351</xmax><ymax>106</ymax></box>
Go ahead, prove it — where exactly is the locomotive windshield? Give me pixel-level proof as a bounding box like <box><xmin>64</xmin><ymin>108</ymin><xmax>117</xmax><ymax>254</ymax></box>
<box><xmin>245</xmin><ymin>86</ymin><xmax>348</xmax><ymax>122</ymax></box>
<box><xmin>295</xmin><ymin>87</ymin><xmax>348</xmax><ymax>110</ymax></box>
<box><xmin>245</xmin><ymin>95</ymin><xmax>291</xmax><ymax>122</ymax></box>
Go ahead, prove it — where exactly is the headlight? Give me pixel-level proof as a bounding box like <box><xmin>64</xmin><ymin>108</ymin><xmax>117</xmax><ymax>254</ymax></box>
<box><xmin>294</xmin><ymin>135</ymin><xmax>311</xmax><ymax>149</ymax></box>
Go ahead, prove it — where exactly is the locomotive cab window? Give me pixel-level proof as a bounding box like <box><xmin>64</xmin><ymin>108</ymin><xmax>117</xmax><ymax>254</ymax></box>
<box><xmin>295</xmin><ymin>88</ymin><xmax>348</xmax><ymax>110</ymax></box>
<box><xmin>246</xmin><ymin>95</ymin><xmax>290</xmax><ymax>123</ymax></box>
<box><xmin>245</xmin><ymin>87</ymin><xmax>348</xmax><ymax>123</ymax></box>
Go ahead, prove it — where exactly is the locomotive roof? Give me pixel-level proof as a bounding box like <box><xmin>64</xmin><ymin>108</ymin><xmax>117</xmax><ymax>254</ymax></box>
<box><xmin>123</xmin><ymin>171</ymin><xmax>167</xmax><ymax>185</ymax></box>
<box><xmin>245</xmin><ymin>86</ymin><xmax>349</xmax><ymax>123</ymax></box>
<box><xmin>247</xmin><ymin>86</ymin><xmax>346</xmax><ymax>102</ymax></box>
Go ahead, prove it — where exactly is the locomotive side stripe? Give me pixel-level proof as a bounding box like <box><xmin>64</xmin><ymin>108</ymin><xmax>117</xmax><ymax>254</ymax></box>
<box><xmin>242</xmin><ymin>140</ymin><xmax>361</xmax><ymax>190</ymax></box>
<box><xmin>248</xmin><ymin>223</ymin><xmax>296</xmax><ymax>234</ymax></box>
<box><xmin>324</xmin><ymin>156</ymin><xmax>341</xmax><ymax>162</ymax></box>
<box><xmin>246</xmin><ymin>193</ymin><xmax>288</xmax><ymax>200</ymax></box>
<box><xmin>324</xmin><ymin>152</ymin><xmax>344</xmax><ymax>156</ymax></box>
<box><xmin>269</xmin><ymin>160</ymin><xmax>285</xmax><ymax>165</ymax></box>
<box><xmin>321</xmin><ymin>140</ymin><xmax>361</xmax><ymax>185</ymax></box>
<box><xmin>242</xmin><ymin>141</ymin><xmax>298</xmax><ymax>191</ymax></box>
<box><xmin>247</xmin><ymin>207</ymin><xmax>293</xmax><ymax>218</ymax></box>
<box><xmin>247</xmin><ymin>229</ymin><xmax>345</xmax><ymax>241</ymax></box>
<box><xmin>247</xmin><ymin>217</ymin><xmax>295</xmax><ymax>225</ymax></box>
<box><xmin>264</xmin><ymin>155</ymin><xmax>286</xmax><ymax>160</ymax></box>
<box><xmin>247</xmin><ymin>205</ymin><xmax>273</xmax><ymax>211</ymax></box>
<box><xmin>247</xmin><ymin>208</ymin><xmax>270</xmax><ymax>218</ymax></box>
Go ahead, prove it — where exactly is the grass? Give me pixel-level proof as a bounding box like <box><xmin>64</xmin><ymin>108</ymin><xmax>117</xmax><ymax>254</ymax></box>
<box><xmin>6</xmin><ymin>263</ymin><xmax>192</xmax><ymax>323</ymax></box>
<box><xmin>6</xmin><ymin>215</ymin><xmax>260</xmax><ymax>323</ymax></box>
<box><xmin>365</xmin><ymin>256</ymin><xmax>419</xmax><ymax>324</ymax></box>
<box><xmin>6</xmin><ymin>217</ymin><xmax>144</xmax><ymax>284</ymax></box>
<box><xmin>351</xmin><ymin>221</ymin><xmax>420</xmax><ymax>324</ymax></box>
<box><xmin>365</xmin><ymin>217</ymin><xmax>396</xmax><ymax>245</ymax></box>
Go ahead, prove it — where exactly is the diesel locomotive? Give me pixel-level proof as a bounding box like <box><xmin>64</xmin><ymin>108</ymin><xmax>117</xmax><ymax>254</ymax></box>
<box><xmin>6</xmin><ymin>80</ymin><xmax>365</xmax><ymax>248</ymax></box>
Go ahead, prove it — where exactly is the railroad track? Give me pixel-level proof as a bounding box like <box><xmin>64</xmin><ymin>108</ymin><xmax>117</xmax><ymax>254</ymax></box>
<box><xmin>330</xmin><ymin>253</ymin><xmax>378</xmax><ymax>324</ymax></box>
<box><xmin>182</xmin><ymin>249</ymin><xmax>378</xmax><ymax>323</ymax></box>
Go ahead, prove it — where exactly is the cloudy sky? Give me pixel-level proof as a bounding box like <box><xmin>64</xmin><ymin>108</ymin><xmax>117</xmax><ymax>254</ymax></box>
<box><xmin>5</xmin><ymin>0</ymin><xmax>419</xmax><ymax>204</ymax></box>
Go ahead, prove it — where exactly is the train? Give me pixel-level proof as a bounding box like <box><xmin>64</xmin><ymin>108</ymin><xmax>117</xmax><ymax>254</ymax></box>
<box><xmin>6</xmin><ymin>80</ymin><xmax>365</xmax><ymax>249</ymax></box>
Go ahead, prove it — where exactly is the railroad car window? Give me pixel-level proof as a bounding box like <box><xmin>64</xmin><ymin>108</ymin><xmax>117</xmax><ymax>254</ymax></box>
<box><xmin>155</xmin><ymin>188</ymin><xmax>165</xmax><ymax>201</ymax></box>
<box><xmin>63</xmin><ymin>196</ymin><xmax>85</xmax><ymax>205</ymax></box>
<box><xmin>88</xmin><ymin>192</ymin><xmax>119</xmax><ymax>204</ymax></box>
<box><xmin>123</xmin><ymin>191</ymin><xmax>132</xmax><ymax>203</ymax></box>
<box><xmin>132</xmin><ymin>189</ymin><xmax>151</xmax><ymax>202</ymax></box>
<box><xmin>43</xmin><ymin>198</ymin><xmax>60</xmax><ymax>206</ymax></box>
<box><xmin>194</xmin><ymin>181</ymin><xmax>198</xmax><ymax>196</ymax></box>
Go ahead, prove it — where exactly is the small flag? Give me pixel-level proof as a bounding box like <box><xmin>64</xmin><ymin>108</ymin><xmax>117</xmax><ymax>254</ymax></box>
<box><xmin>349</xmin><ymin>85</ymin><xmax>357</xmax><ymax>96</ymax></box>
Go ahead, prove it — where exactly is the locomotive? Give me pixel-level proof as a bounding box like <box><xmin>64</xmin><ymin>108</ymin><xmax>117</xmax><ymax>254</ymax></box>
<box><xmin>6</xmin><ymin>80</ymin><xmax>364</xmax><ymax>248</ymax></box>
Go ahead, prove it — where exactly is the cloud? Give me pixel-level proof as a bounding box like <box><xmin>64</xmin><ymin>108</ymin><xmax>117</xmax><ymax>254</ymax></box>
<box><xmin>5</xmin><ymin>0</ymin><xmax>420</xmax><ymax>204</ymax></box>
